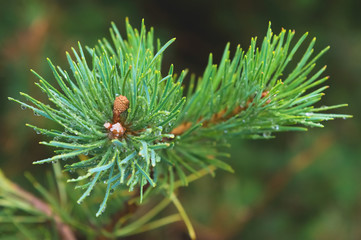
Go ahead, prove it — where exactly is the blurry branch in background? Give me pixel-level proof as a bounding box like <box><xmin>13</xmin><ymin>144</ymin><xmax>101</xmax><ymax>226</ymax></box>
<box><xmin>257</xmin><ymin>134</ymin><xmax>334</xmax><ymax>207</ymax></box>
<box><xmin>0</xmin><ymin>170</ymin><xmax>76</xmax><ymax>240</ymax></box>
<box><xmin>221</xmin><ymin>133</ymin><xmax>334</xmax><ymax>239</ymax></box>
<box><xmin>2</xmin><ymin>16</ymin><xmax>49</xmax><ymax>62</ymax></box>
<box><xmin>0</xmin><ymin>163</ymin><xmax>217</xmax><ymax>239</ymax></box>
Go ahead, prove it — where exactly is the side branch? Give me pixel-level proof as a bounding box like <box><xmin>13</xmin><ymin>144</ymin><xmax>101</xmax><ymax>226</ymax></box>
<box><xmin>171</xmin><ymin>91</ymin><xmax>269</xmax><ymax>136</ymax></box>
<box><xmin>7</xmin><ymin>180</ymin><xmax>76</xmax><ymax>240</ymax></box>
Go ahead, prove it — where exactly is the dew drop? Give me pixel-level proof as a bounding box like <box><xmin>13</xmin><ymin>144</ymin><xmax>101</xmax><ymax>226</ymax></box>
<box><xmin>272</xmin><ymin>125</ymin><xmax>279</xmax><ymax>130</ymax></box>
<box><xmin>21</xmin><ymin>105</ymin><xmax>27</xmax><ymax>110</ymax></box>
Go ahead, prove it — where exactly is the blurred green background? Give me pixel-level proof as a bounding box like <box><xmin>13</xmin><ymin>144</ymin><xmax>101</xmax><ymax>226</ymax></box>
<box><xmin>1</xmin><ymin>0</ymin><xmax>360</xmax><ymax>239</ymax></box>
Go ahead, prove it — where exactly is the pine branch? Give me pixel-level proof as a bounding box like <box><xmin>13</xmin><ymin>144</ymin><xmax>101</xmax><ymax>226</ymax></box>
<box><xmin>170</xmin><ymin>90</ymin><xmax>270</xmax><ymax>135</ymax></box>
<box><xmin>9</xmin><ymin>19</ymin><xmax>351</xmax><ymax>218</ymax></box>
<box><xmin>0</xmin><ymin>171</ymin><xmax>76</xmax><ymax>240</ymax></box>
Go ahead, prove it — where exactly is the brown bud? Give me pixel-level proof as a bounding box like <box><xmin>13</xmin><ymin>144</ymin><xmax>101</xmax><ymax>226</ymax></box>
<box><xmin>113</xmin><ymin>95</ymin><xmax>129</xmax><ymax>123</ymax></box>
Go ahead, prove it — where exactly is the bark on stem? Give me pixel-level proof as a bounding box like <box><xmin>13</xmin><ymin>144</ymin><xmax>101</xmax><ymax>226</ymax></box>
<box><xmin>10</xmin><ymin>182</ymin><xmax>76</xmax><ymax>240</ymax></box>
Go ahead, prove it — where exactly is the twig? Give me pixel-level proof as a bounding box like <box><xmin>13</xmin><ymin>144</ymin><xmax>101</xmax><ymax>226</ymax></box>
<box><xmin>98</xmin><ymin>199</ymin><xmax>138</xmax><ymax>240</ymax></box>
<box><xmin>170</xmin><ymin>193</ymin><xmax>196</xmax><ymax>240</ymax></box>
<box><xmin>8</xmin><ymin>181</ymin><xmax>76</xmax><ymax>240</ymax></box>
<box><xmin>100</xmin><ymin>165</ymin><xmax>216</xmax><ymax>239</ymax></box>
<box><xmin>112</xmin><ymin>197</ymin><xmax>173</xmax><ymax>237</ymax></box>
<box><xmin>171</xmin><ymin>91</ymin><xmax>269</xmax><ymax>136</ymax></box>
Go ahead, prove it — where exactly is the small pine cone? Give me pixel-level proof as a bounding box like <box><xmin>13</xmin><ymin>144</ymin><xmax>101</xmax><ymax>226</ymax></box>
<box><xmin>113</xmin><ymin>95</ymin><xmax>129</xmax><ymax>123</ymax></box>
